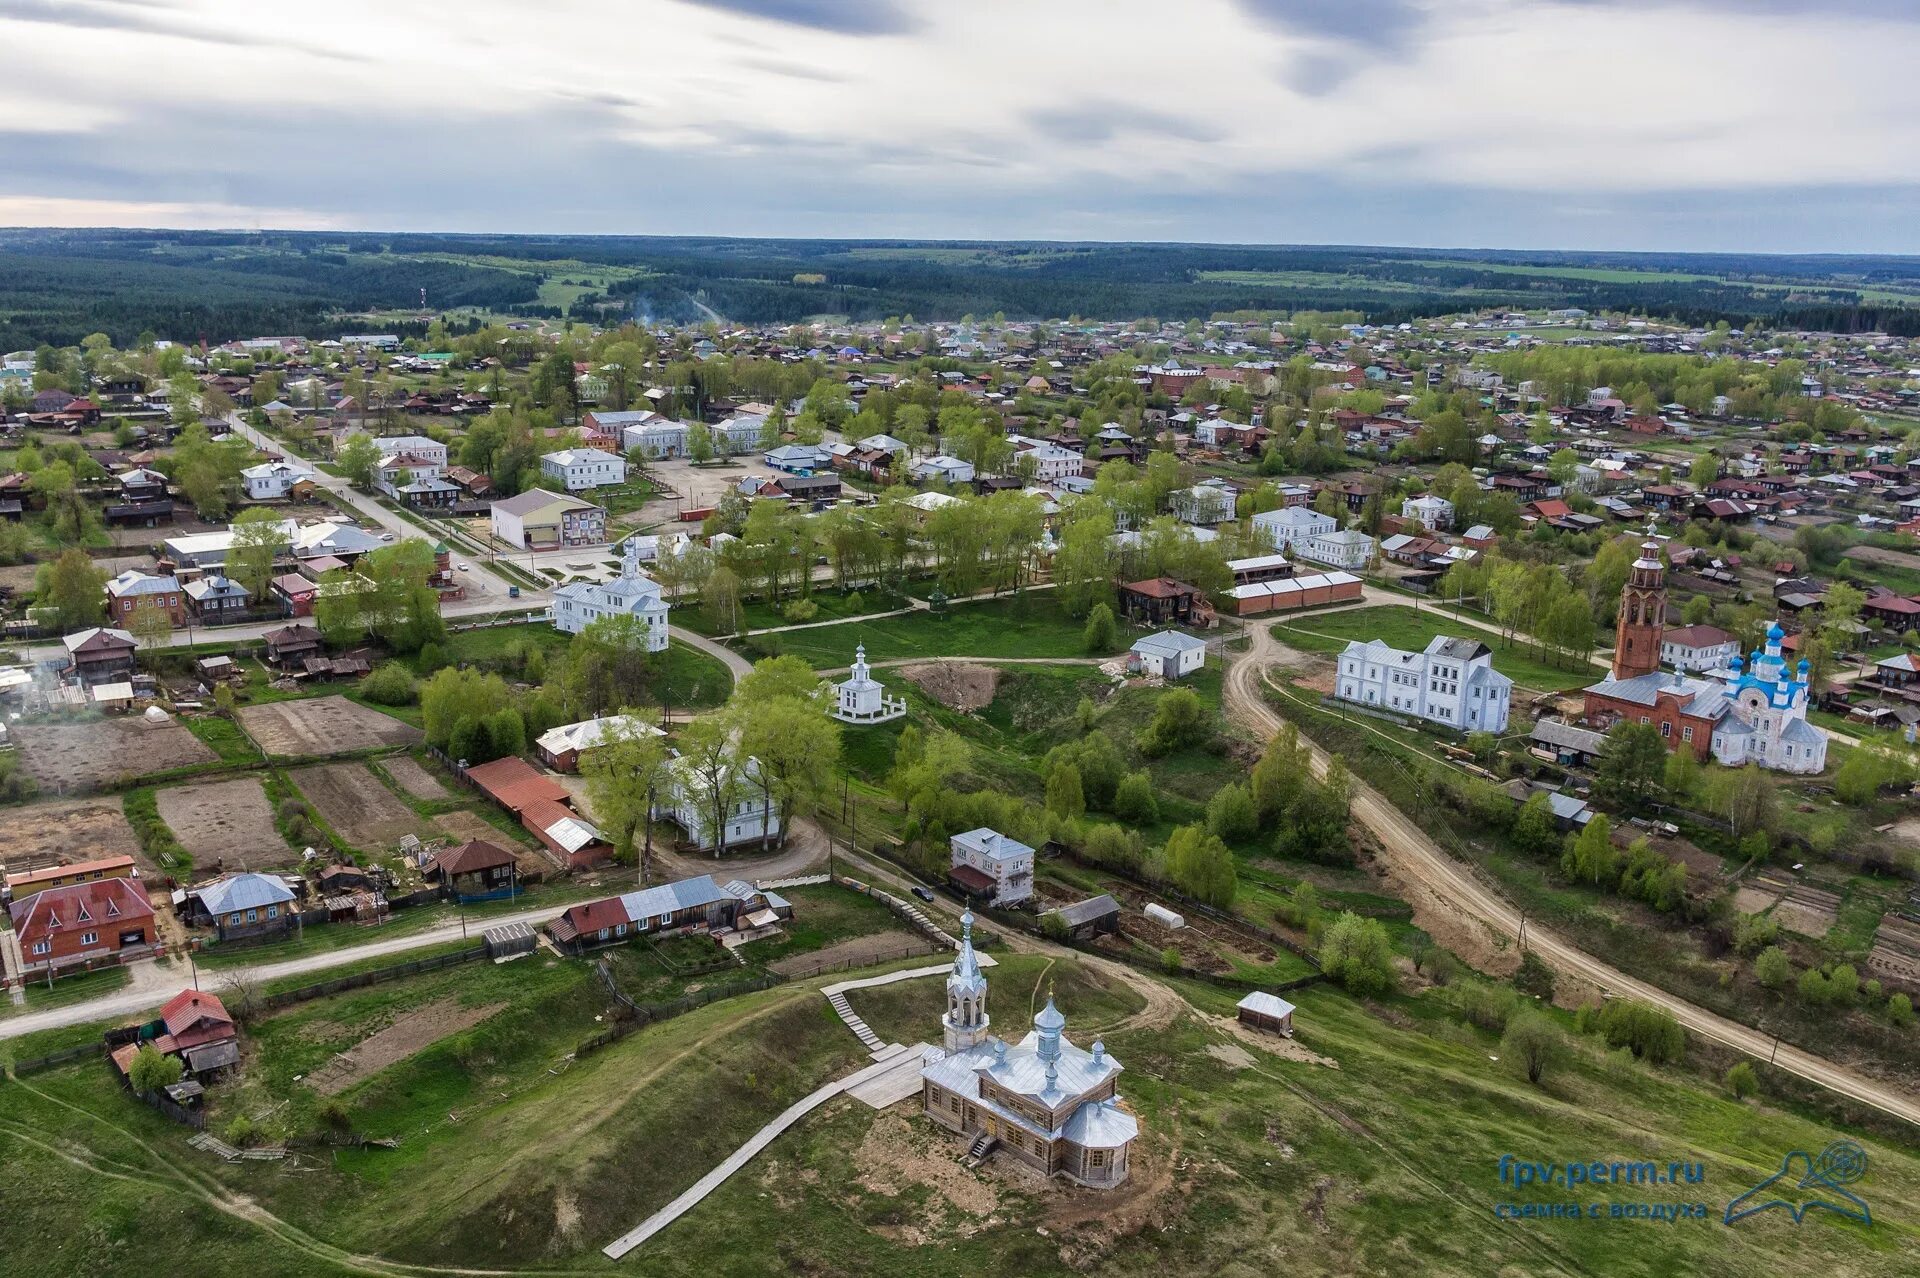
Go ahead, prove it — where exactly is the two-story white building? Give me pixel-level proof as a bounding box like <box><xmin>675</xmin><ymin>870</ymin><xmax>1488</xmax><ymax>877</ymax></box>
<box><xmin>1336</xmin><ymin>635</ymin><xmax>1512</xmax><ymax>733</ymax></box>
<box><xmin>1013</xmin><ymin>442</ymin><xmax>1084</xmax><ymax>484</ymax></box>
<box><xmin>1659</xmin><ymin>625</ymin><xmax>1741</xmax><ymax>673</ymax></box>
<box><xmin>653</xmin><ymin>749</ymin><xmax>780</xmax><ymax>852</ymax></box>
<box><xmin>1170</xmin><ymin>483</ymin><xmax>1237</xmax><ymax>527</ymax></box>
<box><xmin>541</xmin><ymin>448</ymin><xmax>627</xmax><ymax>491</ymax></box>
<box><xmin>1400</xmin><ymin>494</ymin><xmax>1455</xmax><ymax>531</ymax></box>
<box><xmin>241</xmin><ymin>461</ymin><xmax>304</xmax><ymax>501</ymax></box>
<box><xmin>373</xmin><ymin>435</ymin><xmax>449</xmax><ymax>499</ymax></box>
<box><xmin>949</xmin><ymin>827</ymin><xmax>1034</xmax><ymax>907</ymax></box>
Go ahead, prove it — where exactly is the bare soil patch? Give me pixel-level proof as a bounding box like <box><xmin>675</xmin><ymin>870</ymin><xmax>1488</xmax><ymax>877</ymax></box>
<box><xmin>769</xmin><ymin>929</ymin><xmax>924</xmax><ymax>976</ymax></box>
<box><xmin>291</xmin><ymin>761</ymin><xmax>424</xmax><ymax>849</ymax></box>
<box><xmin>13</xmin><ymin>716</ymin><xmax>215</xmax><ymax>790</ymax></box>
<box><xmin>432</xmin><ymin>809</ymin><xmax>506</xmax><ymax>845</ymax></box>
<box><xmin>1867</xmin><ymin>914</ymin><xmax>1920</xmax><ymax>991</ymax></box>
<box><xmin>897</xmin><ymin>660</ymin><xmax>999</xmax><ymax>712</ymax></box>
<box><xmin>381</xmin><ymin>754</ymin><xmax>450</xmax><ymax>800</ymax></box>
<box><xmin>306</xmin><ymin>997</ymin><xmax>505</xmax><ymax>1095</ymax></box>
<box><xmin>0</xmin><ymin>797</ymin><xmax>144</xmax><ymax>873</ymax></box>
<box><xmin>237</xmin><ymin>695</ymin><xmax>421</xmax><ymax>759</ymax></box>
<box><xmin>155</xmin><ymin>777</ymin><xmax>293</xmax><ymax>873</ymax></box>
<box><xmin>850</xmin><ymin>1109</ymin><xmax>1002</xmax><ymax>1245</ymax></box>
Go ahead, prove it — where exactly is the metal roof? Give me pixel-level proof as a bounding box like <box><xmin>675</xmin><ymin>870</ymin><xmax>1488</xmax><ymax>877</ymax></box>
<box><xmin>196</xmin><ymin>873</ymin><xmax>297</xmax><ymax>915</ymax></box>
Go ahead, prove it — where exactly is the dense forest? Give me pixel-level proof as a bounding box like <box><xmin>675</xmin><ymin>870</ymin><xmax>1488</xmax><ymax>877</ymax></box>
<box><xmin>3</xmin><ymin>228</ymin><xmax>1920</xmax><ymax>347</ymax></box>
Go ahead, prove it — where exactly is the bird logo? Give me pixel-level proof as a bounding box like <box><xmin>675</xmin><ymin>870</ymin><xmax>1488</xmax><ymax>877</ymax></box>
<box><xmin>1724</xmin><ymin>1141</ymin><xmax>1871</xmax><ymax>1226</ymax></box>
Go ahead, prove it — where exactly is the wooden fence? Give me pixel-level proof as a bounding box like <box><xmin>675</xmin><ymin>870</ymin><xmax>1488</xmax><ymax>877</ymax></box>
<box><xmin>7</xmin><ymin>1040</ymin><xmax>104</xmax><ymax>1077</ymax></box>
<box><xmin>261</xmin><ymin>944</ymin><xmax>487</xmax><ymax>1010</ymax></box>
<box><xmin>575</xmin><ymin>972</ymin><xmax>782</xmax><ymax>1058</ymax></box>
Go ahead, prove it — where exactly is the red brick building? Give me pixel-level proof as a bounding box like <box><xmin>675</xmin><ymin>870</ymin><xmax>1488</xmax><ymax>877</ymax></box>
<box><xmin>8</xmin><ymin>878</ymin><xmax>157</xmax><ymax>979</ymax></box>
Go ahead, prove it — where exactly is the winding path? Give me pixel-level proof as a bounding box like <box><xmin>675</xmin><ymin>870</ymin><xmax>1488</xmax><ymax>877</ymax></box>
<box><xmin>1223</xmin><ymin>618</ymin><xmax>1920</xmax><ymax>1128</ymax></box>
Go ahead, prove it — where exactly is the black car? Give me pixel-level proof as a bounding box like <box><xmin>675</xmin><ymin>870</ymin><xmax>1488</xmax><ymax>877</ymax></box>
<box><xmin>910</xmin><ymin>886</ymin><xmax>935</xmax><ymax>903</ymax></box>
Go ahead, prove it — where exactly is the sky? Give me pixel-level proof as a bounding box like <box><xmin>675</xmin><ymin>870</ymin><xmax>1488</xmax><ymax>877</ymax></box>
<box><xmin>0</xmin><ymin>0</ymin><xmax>1917</xmax><ymax>253</ymax></box>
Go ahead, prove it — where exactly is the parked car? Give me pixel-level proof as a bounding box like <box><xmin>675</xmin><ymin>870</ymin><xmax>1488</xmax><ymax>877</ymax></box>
<box><xmin>379</xmin><ymin>532</ymin><xmax>395</xmax><ymax>541</ymax></box>
<box><xmin>911</xmin><ymin>886</ymin><xmax>935</xmax><ymax>903</ymax></box>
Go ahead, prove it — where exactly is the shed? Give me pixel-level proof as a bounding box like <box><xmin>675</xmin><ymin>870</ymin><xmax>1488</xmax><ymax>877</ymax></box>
<box><xmin>483</xmin><ymin>920</ymin><xmax>537</xmax><ymax>961</ymax></box>
<box><xmin>1237</xmin><ymin>990</ymin><xmax>1296</xmax><ymax>1036</ymax></box>
<box><xmin>1143</xmin><ymin>902</ymin><xmax>1185</xmax><ymax>929</ymax></box>
<box><xmin>1046</xmin><ymin>894</ymin><xmax>1121</xmax><ymax>941</ymax></box>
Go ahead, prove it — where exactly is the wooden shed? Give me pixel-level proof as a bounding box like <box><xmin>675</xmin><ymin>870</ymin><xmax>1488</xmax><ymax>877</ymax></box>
<box><xmin>1236</xmin><ymin>991</ymin><xmax>1296</xmax><ymax>1036</ymax></box>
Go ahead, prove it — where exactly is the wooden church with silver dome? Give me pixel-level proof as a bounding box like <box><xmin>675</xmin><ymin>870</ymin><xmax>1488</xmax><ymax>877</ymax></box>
<box><xmin>918</xmin><ymin>912</ymin><xmax>1139</xmax><ymax>1186</ymax></box>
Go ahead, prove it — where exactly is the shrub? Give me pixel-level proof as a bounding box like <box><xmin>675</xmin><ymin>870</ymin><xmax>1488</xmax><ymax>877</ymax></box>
<box><xmin>126</xmin><ymin>1044</ymin><xmax>182</xmax><ymax>1094</ymax></box>
<box><xmin>1593</xmin><ymin>1000</ymin><xmax>1685</xmax><ymax>1064</ymax></box>
<box><xmin>1459</xmin><ymin>981</ymin><xmax>1522</xmax><ymax>1033</ymax></box>
<box><xmin>1205</xmin><ymin>782</ymin><xmax>1258</xmax><ymax>843</ymax></box>
<box><xmin>1078</xmin><ymin>822</ymin><xmax>1145</xmax><ymax>874</ymax></box>
<box><xmin>1754</xmin><ymin>945</ymin><xmax>1791</xmax><ymax>991</ymax></box>
<box><xmin>1797</xmin><ymin>967</ymin><xmax>1832</xmax><ymax>1007</ymax></box>
<box><xmin>1725</xmin><ymin>1061</ymin><xmax>1758</xmax><ymax>1100</ymax></box>
<box><xmin>1889</xmin><ymin>993</ymin><xmax>1915</xmax><ymax>1028</ymax></box>
<box><xmin>1113</xmin><ymin>771</ymin><xmax>1158</xmax><ymax>824</ymax></box>
<box><xmin>415</xmin><ymin>642</ymin><xmax>448</xmax><ymax>674</ymax></box>
<box><xmin>1501</xmin><ymin>1012</ymin><xmax>1566</xmax><ymax>1086</ymax></box>
<box><xmin>1160</xmin><ymin>946</ymin><xmax>1182</xmax><ymax>974</ymax></box>
<box><xmin>224</xmin><ymin>1116</ymin><xmax>258</xmax><ymax>1147</ymax></box>
<box><xmin>1040</xmin><ymin>912</ymin><xmax>1069</xmax><ymax>941</ymax></box>
<box><xmin>1318</xmin><ymin>912</ymin><xmax>1395</xmax><ymax>998</ymax></box>
<box><xmin>1082</xmin><ymin>603</ymin><xmax>1117</xmax><ymax>653</ymax></box>
<box><xmin>1163</xmin><ymin>823</ymin><xmax>1237</xmax><ymax>908</ymax></box>
<box><xmin>360</xmin><ymin>661</ymin><xmax>418</xmax><ymax>706</ymax></box>
<box><xmin>1732</xmin><ymin>913</ymin><xmax>1778</xmax><ymax>956</ymax></box>
<box><xmin>1136</xmin><ymin>687</ymin><xmax>1213</xmax><ymax>757</ymax></box>
<box><xmin>781</xmin><ymin>598</ymin><xmax>819</xmax><ymax>624</ymax></box>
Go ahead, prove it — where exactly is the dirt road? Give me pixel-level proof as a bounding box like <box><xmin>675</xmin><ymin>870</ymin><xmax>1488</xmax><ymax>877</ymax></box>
<box><xmin>1223</xmin><ymin>619</ymin><xmax>1920</xmax><ymax>1129</ymax></box>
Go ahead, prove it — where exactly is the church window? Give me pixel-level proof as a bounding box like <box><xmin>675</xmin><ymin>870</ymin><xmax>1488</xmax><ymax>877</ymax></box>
<box><xmin>1682</xmin><ymin>726</ymin><xmax>1693</xmax><ymax>742</ymax></box>
<box><xmin>1660</xmin><ymin>722</ymin><xmax>1671</xmax><ymax>738</ymax></box>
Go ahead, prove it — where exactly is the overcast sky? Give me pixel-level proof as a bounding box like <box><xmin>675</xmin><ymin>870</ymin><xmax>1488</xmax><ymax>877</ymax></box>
<box><xmin>1</xmin><ymin>0</ymin><xmax>1917</xmax><ymax>252</ymax></box>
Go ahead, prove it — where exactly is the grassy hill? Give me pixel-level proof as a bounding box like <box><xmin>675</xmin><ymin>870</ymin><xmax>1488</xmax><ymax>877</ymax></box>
<box><xmin>2</xmin><ymin>945</ymin><xmax>1916</xmax><ymax>1276</ymax></box>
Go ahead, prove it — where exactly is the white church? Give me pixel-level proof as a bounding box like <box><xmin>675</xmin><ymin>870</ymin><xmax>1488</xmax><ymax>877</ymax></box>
<box><xmin>830</xmin><ymin>645</ymin><xmax>906</xmax><ymax>725</ymax></box>
<box><xmin>549</xmin><ymin>536</ymin><xmax>669</xmax><ymax>648</ymax></box>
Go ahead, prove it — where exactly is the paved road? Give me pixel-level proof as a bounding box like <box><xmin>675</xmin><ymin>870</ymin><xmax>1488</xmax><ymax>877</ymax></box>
<box><xmin>0</xmin><ymin>900</ymin><xmax>577</xmax><ymax>1044</ymax></box>
<box><xmin>1223</xmin><ymin>619</ymin><xmax>1920</xmax><ymax>1128</ymax></box>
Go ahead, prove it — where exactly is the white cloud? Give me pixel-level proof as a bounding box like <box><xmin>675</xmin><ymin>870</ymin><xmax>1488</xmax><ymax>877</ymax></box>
<box><xmin>0</xmin><ymin>0</ymin><xmax>1915</xmax><ymax>245</ymax></box>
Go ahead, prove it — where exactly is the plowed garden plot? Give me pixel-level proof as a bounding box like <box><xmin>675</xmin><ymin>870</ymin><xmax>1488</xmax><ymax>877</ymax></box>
<box><xmin>236</xmin><ymin>695</ymin><xmax>421</xmax><ymax>759</ymax></box>
<box><xmin>381</xmin><ymin>755</ymin><xmax>450</xmax><ymax>800</ymax></box>
<box><xmin>307</xmin><ymin>998</ymin><xmax>505</xmax><ymax>1095</ymax></box>
<box><xmin>290</xmin><ymin>761</ymin><xmax>426</xmax><ymax>849</ymax></box>
<box><xmin>0</xmin><ymin>797</ymin><xmax>143</xmax><ymax>870</ymax></box>
<box><xmin>13</xmin><ymin>716</ymin><xmax>214</xmax><ymax>789</ymax></box>
<box><xmin>155</xmin><ymin>777</ymin><xmax>293</xmax><ymax>872</ymax></box>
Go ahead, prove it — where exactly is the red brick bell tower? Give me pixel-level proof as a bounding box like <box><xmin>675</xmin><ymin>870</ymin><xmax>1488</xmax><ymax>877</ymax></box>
<box><xmin>1612</xmin><ymin>524</ymin><xmax>1666</xmax><ymax>680</ymax></box>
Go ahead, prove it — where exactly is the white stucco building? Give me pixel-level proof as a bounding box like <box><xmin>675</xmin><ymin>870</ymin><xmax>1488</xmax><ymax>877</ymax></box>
<box><xmin>1337</xmin><ymin>635</ymin><xmax>1512</xmax><ymax>732</ymax></box>
<box><xmin>1130</xmin><ymin>631</ymin><xmax>1207</xmax><ymax>680</ymax></box>
<box><xmin>653</xmin><ymin>748</ymin><xmax>781</xmax><ymax>851</ymax></box>
<box><xmin>831</xmin><ymin>645</ymin><xmax>906</xmax><ymax>724</ymax></box>
<box><xmin>1250</xmin><ymin>506</ymin><xmax>1373</xmax><ymax>568</ymax></box>
<box><xmin>241</xmin><ymin>461</ymin><xmax>303</xmax><ymax>500</ymax></box>
<box><xmin>1400</xmin><ymin>494</ymin><xmax>1455</xmax><ymax>530</ymax></box>
<box><xmin>541</xmin><ymin>448</ymin><xmax>627</xmax><ymax>491</ymax></box>
<box><xmin>948</xmin><ymin>827</ymin><xmax>1034</xmax><ymax>907</ymax></box>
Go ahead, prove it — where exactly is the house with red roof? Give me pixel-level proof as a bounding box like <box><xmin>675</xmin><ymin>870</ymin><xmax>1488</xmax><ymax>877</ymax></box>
<box><xmin>109</xmin><ymin>989</ymin><xmax>240</xmax><ymax>1083</ymax></box>
<box><xmin>8</xmin><ymin>877</ymin><xmax>157</xmax><ymax>980</ymax></box>
<box><xmin>465</xmin><ymin>756</ymin><xmax>612</xmax><ymax>870</ymax></box>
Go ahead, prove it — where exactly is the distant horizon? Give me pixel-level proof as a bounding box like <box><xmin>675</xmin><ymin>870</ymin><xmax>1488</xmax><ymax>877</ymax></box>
<box><xmin>5</xmin><ymin>225</ymin><xmax>1920</xmax><ymax>265</ymax></box>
